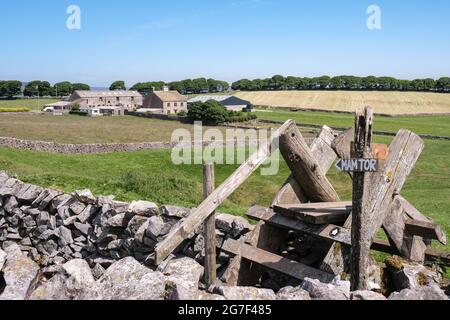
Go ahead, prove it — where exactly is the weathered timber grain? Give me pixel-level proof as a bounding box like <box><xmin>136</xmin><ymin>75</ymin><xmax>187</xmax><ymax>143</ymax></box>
<box><xmin>273</xmin><ymin>202</ymin><xmax>351</xmax><ymax>225</ymax></box>
<box><xmin>395</xmin><ymin>196</ymin><xmax>446</xmax><ymax>245</ymax></box>
<box><xmin>222</xmin><ymin>239</ymin><xmax>335</xmax><ymax>283</ymax></box>
<box><xmin>279</xmin><ymin>123</ymin><xmax>340</xmax><ymax>203</ymax></box>
<box><xmin>246</xmin><ymin>206</ymin><xmax>352</xmax><ymax>245</ymax></box>
<box><xmin>203</xmin><ymin>164</ymin><xmax>217</xmax><ymax>287</ymax></box>
<box><xmin>365</xmin><ymin>129</ymin><xmax>424</xmax><ymax>238</ymax></box>
<box><xmin>350</xmin><ymin>107</ymin><xmax>374</xmax><ymax>291</ymax></box>
<box><xmin>272</xmin><ymin>126</ymin><xmax>337</xmax><ymax>207</ymax></box>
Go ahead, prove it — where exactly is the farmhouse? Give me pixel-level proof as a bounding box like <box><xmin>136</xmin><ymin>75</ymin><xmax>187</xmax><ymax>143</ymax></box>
<box><xmin>68</xmin><ymin>90</ymin><xmax>143</xmax><ymax>111</ymax></box>
<box><xmin>142</xmin><ymin>88</ymin><xmax>188</xmax><ymax>114</ymax></box>
<box><xmin>188</xmin><ymin>95</ymin><xmax>253</xmax><ymax>112</ymax></box>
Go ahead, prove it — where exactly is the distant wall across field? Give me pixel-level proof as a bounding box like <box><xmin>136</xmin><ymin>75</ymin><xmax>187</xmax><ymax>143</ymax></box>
<box><xmin>0</xmin><ymin>137</ymin><xmax>175</xmax><ymax>154</ymax></box>
<box><xmin>258</xmin><ymin>119</ymin><xmax>450</xmax><ymax>141</ymax></box>
<box><xmin>0</xmin><ymin>136</ymin><xmax>296</xmax><ymax>154</ymax></box>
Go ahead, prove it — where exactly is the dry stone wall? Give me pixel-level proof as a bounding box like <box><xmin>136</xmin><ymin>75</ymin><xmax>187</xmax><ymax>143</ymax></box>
<box><xmin>0</xmin><ymin>171</ymin><xmax>252</xmax><ymax>271</ymax></box>
<box><xmin>0</xmin><ymin>137</ymin><xmax>276</xmax><ymax>154</ymax></box>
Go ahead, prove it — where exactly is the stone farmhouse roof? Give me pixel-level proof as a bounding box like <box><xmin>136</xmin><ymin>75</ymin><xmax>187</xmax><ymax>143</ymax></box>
<box><xmin>73</xmin><ymin>90</ymin><xmax>142</xmax><ymax>98</ymax></box>
<box><xmin>152</xmin><ymin>90</ymin><xmax>187</xmax><ymax>102</ymax></box>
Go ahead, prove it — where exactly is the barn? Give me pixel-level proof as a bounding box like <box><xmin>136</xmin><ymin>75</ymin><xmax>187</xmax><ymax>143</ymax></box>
<box><xmin>188</xmin><ymin>95</ymin><xmax>253</xmax><ymax>112</ymax></box>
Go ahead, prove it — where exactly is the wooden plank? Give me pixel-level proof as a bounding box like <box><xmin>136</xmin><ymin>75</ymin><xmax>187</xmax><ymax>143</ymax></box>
<box><xmin>247</xmin><ymin>206</ymin><xmax>352</xmax><ymax>245</ymax></box>
<box><xmin>332</xmin><ymin>128</ymin><xmax>353</xmax><ymax>161</ymax></box>
<box><xmin>350</xmin><ymin>107</ymin><xmax>374</xmax><ymax>291</ymax></box>
<box><xmin>365</xmin><ymin>129</ymin><xmax>424</xmax><ymax>238</ymax></box>
<box><xmin>221</xmin><ymin>221</ymin><xmax>283</xmax><ymax>287</ymax></box>
<box><xmin>203</xmin><ymin>164</ymin><xmax>217</xmax><ymax>287</ymax></box>
<box><xmin>273</xmin><ymin>203</ymin><xmax>351</xmax><ymax>225</ymax></box>
<box><xmin>405</xmin><ymin>219</ymin><xmax>447</xmax><ymax>244</ymax></box>
<box><xmin>309</xmin><ymin>125</ymin><xmax>338</xmax><ymax>173</ymax></box>
<box><xmin>395</xmin><ymin>196</ymin><xmax>446</xmax><ymax>245</ymax></box>
<box><xmin>372</xmin><ymin>239</ymin><xmax>450</xmax><ymax>265</ymax></box>
<box><xmin>220</xmin><ymin>255</ymin><xmax>242</xmax><ymax>286</ymax></box>
<box><xmin>272</xmin><ymin>176</ymin><xmax>308</xmax><ymax>207</ymax></box>
<box><xmin>272</xmin><ymin>126</ymin><xmax>337</xmax><ymax>207</ymax></box>
<box><xmin>279</xmin><ymin>122</ymin><xmax>340</xmax><ymax>203</ymax></box>
<box><xmin>154</xmin><ymin>120</ymin><xmax>294</xmax><ymax>265</ymax></box>
<box><xmin>383</xmin><ymin>196</ymin><xmax>427</xmax><ymax>262</ymax></box>
<box><xmin>246</xmin><ymin>205</ymin><xmax>444</xmax><ymax>263</ymax></box>
<box><xmin>222</xmin><ymin>239</ymin><xmax>335</xmax><ymax>283</ymax></box>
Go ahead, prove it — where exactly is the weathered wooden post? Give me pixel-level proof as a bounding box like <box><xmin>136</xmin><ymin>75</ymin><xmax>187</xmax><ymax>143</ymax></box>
<box><xmin>203</xmin><ymin>163</ymin><xmax>217</xmax><ymax>287</ymax></box>
<box><xmin>278</xmin><ymin>122</ymin><xmax>340</xmax><ymax>203</ymax></box>
<box><xmin>350</xmin><ymin>107</ymin><xmax>374</xmax><ymax>290</ymax></box>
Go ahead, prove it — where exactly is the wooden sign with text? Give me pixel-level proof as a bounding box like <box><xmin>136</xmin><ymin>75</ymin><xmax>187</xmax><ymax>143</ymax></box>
<box><xmin>335</xmin><ymin>158</ymin><xmax>378</xmax><ymax>173</ymax></box>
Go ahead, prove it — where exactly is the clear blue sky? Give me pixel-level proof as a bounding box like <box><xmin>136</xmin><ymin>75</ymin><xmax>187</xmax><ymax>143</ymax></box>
<box><xmin>0</xmin><ymin>0</ymin><xmax>449</xmax><ymax>86</ymax></box>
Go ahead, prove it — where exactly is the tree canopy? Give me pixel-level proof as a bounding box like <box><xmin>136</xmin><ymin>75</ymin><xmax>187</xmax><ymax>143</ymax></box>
<box><xmin>130</xmin><ymin>78</ymin><xmax>229</xmax><ymax>95</ymax></box>
<box><xmin>187</xmin><ymin>100</ymin><xmax>257</xmax><ymax>124</ymax></box>
<box><xmin>110</xmin><ymin>80</ymin><xmax>126</xmax><ymax>91</ymax></box>
<box><xmin>0</xmin><ymin>80</ymin><xmax>22</xmax><ymax>98</ymax></box>
<box><xmin>188</xmin><ymin>100</ymin><xmax>228</xmax><ymax>124</ymax></box>
<box><xmin>53</xmin><ymin>81</ymin><xmax>73</xmax><ymax>97</ymax></box>
<box><xmin>231</xmin><ymin>75</ymin><xmax>450</xmax><ymax>93</ymax></box>
<box><xmin>72</xmin><ymin>83</ymin><xmax>91</xmax><ymax>91</ymax></box>
<box><xmin>130</xmin><ymin>82</ymin><xmax>166</xmax><ymax>95</ymax></box>
<box><xmin>23</xmin><ymin>81</ymin><xmax>52</xmax><ymax>97</ymax></box>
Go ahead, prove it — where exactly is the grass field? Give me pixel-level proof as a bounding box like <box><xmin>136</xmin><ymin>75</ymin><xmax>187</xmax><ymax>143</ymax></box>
<box><xmin>0</xmin><ymin>135</ymin><xmax>448</xmax><ymax>256</ymax></box>
<box><xmin>0</xmin><ymin>115</ymin><xmax>229</xmax><ymax>144</ymax></box>
<box><xmin>235</xmin><ymin>91</ymin><xmax>450</xmax><ymax>115</ymax></box>
<box><xmin>0</xmin><ymin>98</ymin><xmax>59</xmax><ymax>111</ymax></box>
<box><xmin>256</xmin><ymin>109</ymin><xmax>450</xmax><ymax>137</ymax></box>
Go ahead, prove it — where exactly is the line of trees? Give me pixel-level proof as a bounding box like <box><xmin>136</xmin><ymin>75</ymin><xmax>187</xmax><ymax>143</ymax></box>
<box><xmin>0</xmin><ymin>80</ymin><xmax>91</xmax><ymax>98</ymax></box>
<box><xmin>231</xmin><ymin>75</ymin><xmax>450</xmax><ymax>93</ymax></box>
<box><xmin>0</xmin><ymin>81</ymin><xmax>22</xmax><ymax>98</ymax></box>
<box><xmin>130</xmin><ymin>78</ymin><xmax>230</xmax><ymax>95</ymax></box>
<box><xmin>23</xmin><ymin>81</ymin><xmax>91</xmax><ymax>97</ymax></box>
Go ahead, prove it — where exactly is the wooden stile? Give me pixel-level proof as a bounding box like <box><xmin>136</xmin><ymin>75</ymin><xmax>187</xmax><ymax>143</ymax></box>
<box><xmin>154</xmin><ymin>120</ymin><xmax>294</xmax><ymax>265</ymax></box>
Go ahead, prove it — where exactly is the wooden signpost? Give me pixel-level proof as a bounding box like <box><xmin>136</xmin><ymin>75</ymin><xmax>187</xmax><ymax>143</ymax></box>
<box><xmin>335</xmin><ymin>158</ymin><xmax>378</xmax><ymax>173</ymax></box>
<box><xmin>203</xmin><ymin>163</ymin><xmax>217</xmax><ymax>288</ymax></box>
<box><xmin>350</xmin><ymin>107</ymin><xmax>374</xmax><ymax>291</ymax></box>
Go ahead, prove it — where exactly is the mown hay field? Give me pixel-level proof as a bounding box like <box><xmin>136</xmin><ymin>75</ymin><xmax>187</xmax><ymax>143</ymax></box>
<box><xmin>0</xmin><ymin>115</ymin><xmax>226</xmax><ymax>144</ymax></box>
<box><xmin>235</xmin><ymin>91</ymin><xmax>450</xmax><ymax>115</ymax></box>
